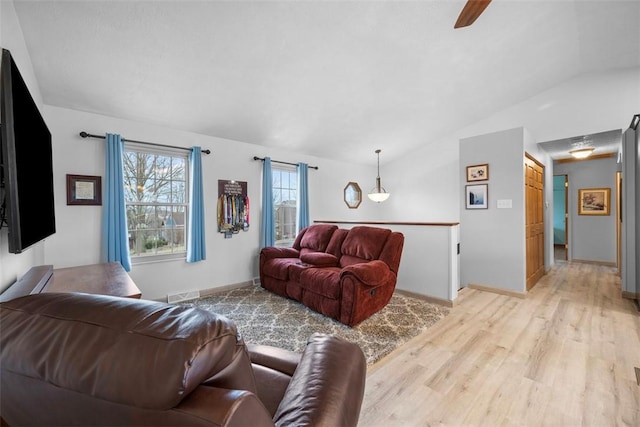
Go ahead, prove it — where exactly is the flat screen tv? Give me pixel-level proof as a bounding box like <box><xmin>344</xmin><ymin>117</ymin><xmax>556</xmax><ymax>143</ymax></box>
<box><xmin>0</xmin><ymin>48</ymin><xmax>56</xmax><ymax>253</ymax></box>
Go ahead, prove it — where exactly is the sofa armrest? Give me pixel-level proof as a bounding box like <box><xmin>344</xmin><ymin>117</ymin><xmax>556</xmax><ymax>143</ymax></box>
<box><xmin>247</xmin><ymin>344</ymin><xmax>302</xmax><ymax>416</ymax></box>
<box><xmin>175</xmin><ymin>386</ymin><xmax>275</xmax><ymax>427</ymax></box>
<box><xmin>340</xmin><ymin>260</ymin><xmax>393</xmax><ymax>287</ymax></box>
<box><xmin>247</xmin><ymin>344</ymin><xmax>301</xmax><ymax>377</ymax></box>
<box><xmin>260</xmin><ymin>247</ymin><xmax>300</xmax><ymax>261</ymax></box>
<box><xmin>273</xmin><ymin>333</ymin><xmax>366</xmax><ymax>427</ymax></box>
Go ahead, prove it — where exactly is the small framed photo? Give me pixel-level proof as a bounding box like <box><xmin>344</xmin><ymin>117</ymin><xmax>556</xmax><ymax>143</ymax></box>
<box><xmin>578</xmin><ymin>187</ymin><xmax>610</xmax><ymax>215</ymax></box>
<box><xmin>466</xmin><ymin>184</ymin><xmax>488</xmax><ymax>209</ymax></box>
<box><xmin>466</xmin><ymin>164</ymin><xmax>489</xmax><ymax>182</ymax></box>
<box><xmin>67</xmin><ymin>174</ymin><xmax>102</xmax><ymax>205</ymax></box>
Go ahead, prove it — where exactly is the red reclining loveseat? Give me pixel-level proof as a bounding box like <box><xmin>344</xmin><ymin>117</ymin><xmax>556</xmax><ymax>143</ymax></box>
<box><xmin>259</xmin><ymin>224</ymin><xmax>404</xmax><ymax>327</ymax></box>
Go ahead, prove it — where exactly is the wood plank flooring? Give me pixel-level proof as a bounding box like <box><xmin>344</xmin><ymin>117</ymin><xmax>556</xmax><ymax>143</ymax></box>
<box><xmin>359</xmin><ymin>262</ymin><xmax>640</xmax><ymax>427</ymax></box>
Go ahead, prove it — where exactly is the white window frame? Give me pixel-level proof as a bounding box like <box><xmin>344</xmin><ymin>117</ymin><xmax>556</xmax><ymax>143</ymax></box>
<box><xmin>123</xmin><ymin>143</ymin><xmax>189</xmax><ymax>263</ymax></box>
<box><xmin>272</xmin><ymin>164</ymin><xmax>298</xmax><ymax>247</ymax></box>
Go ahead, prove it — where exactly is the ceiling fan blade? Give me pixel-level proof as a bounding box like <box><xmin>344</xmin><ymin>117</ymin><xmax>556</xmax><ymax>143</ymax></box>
<box><xmin>454</xmin><ymin>0</ymin><xmax>492</xmax><ymax>29</ymax></box>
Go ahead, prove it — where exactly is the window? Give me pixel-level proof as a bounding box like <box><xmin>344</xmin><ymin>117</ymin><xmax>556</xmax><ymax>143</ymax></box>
<box><xmin>123</xmin><ymin>144</ymin><xmax>188</xmax><ymax>260</ymax></box>
<box><xmin>272</xmin><ymin>165</ymin><xmax>297</xmax><ymax>247</ymax></box>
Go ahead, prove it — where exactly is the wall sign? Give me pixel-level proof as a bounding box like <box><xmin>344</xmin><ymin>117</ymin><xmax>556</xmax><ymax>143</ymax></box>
<box><xmin>217</xmin><ymin>180</ymin><xmax>249</xmax><ymax>237</ymax></box>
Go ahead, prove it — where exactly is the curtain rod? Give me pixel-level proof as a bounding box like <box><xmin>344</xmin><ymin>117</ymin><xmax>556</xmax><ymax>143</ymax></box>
<box><xmin>253</xmin><ymin>156</ymin><xmax>318</xmax><ymax>170</ymax></box>
<box><xmin>79</xmin><ymin>132</ymin><xmax>211</xmax><ymax>154</ymax></box>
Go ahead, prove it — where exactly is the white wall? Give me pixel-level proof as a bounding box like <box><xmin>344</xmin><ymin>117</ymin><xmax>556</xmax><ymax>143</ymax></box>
<box><xmin>459</xmin><ymin>127</ymin><xmax>528</xmax><ymax>293</ymax></box>
<box><xmin>43</xmin><ymin>106</ymin><xmax>381</xmax><ymax>300</ymax></box>
<box><xmin>0</xmin><ymin>0</ymin><xmax>47</xmax><ymax>292</ymax></box>
<box><xmin>381</xmin><ymin>67</ymin><xmax>639</xmax><ymax>224</ymax></box>
<box><xmin>378</xmin><ymin>67</ymin><xmax>637</xmax><ymax>292</ymax></box>
<box><xmin>555</xmin><ymin>156</ymin><xmax>619</xmax><ymax>263</ymax></box>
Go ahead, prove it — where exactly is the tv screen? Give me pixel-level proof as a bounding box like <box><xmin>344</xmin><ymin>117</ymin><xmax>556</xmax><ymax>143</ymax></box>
<box><xmin>0</xmin><ymin>48</ymin><xmax>56</xmax><ymax>253</ymax></box>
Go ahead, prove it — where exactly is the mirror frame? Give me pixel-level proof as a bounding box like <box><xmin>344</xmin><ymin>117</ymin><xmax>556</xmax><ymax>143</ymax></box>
<box><xmin>344</xmin><ymin>182</ymin><xmax>362</xmax><ymax>209</ymax></box>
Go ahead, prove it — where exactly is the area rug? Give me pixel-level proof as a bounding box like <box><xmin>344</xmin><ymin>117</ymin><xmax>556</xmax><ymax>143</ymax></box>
<box><xmin>181</xmin><ymin>285</ymin><xmax>449</xmax><ymax>365</ymax></box>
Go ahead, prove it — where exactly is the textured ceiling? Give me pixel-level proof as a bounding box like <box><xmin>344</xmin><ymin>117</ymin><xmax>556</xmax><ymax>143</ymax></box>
<box><xmin>12</xmin><ymin>0</ymin><xmax>640</xmax><ymax>165</ymax></box>
<box><xmin>538</xmin><ymin>129</ymin><xmax>623</xmax><ymax>160</ymax></box>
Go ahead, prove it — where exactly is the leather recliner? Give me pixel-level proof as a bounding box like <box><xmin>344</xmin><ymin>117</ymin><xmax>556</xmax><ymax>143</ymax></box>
<box><xmin>0</xmin><ymin>292</ymin><xmax>366</xmax><ymax>426</ymax></box>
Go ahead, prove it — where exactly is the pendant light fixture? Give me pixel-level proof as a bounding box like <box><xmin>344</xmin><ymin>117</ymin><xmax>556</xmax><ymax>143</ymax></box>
<box><xmin>367</xmin><ymin>149</ymin><xmax>390</xmax><ymax>203</ymax></box>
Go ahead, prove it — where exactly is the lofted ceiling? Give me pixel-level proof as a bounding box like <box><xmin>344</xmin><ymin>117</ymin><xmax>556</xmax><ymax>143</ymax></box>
<box><xmin>11</xmin><ymin>0</ymin><xmax>640</xmax><ymax>165</ymax></box>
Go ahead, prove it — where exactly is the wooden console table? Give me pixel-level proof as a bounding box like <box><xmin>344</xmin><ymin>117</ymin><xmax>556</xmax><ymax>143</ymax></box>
<box><xmin>0</xmin><ymin>262</ymin><xmax>141</xmax><ymax>302</ymax></box>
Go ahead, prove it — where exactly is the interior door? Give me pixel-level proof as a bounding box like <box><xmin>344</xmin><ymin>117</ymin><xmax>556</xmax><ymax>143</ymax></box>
<box><xmin>525</xmin><ymin>153</ymin><xmax>545</xmax><ymax>290</ymax></box>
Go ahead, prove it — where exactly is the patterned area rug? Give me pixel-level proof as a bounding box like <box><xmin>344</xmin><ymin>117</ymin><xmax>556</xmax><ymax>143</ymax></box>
<box><xmin>181</xmin><ymin>285</ymin><xmax>449</xmax><ymax>365</ymax></box>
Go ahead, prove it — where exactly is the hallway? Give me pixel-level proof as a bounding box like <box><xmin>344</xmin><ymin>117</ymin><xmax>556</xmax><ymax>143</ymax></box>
<box><xmin>359</xmin><ymin>262</ymin><xmax>640</xmax><ymax>426</ymax></box>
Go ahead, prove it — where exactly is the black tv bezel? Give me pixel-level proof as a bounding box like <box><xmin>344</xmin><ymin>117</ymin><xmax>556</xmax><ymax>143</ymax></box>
<box><xmin>1</xmin><ymin>48</ymin><xmax>56</xmax><ymax>253</ymax></box>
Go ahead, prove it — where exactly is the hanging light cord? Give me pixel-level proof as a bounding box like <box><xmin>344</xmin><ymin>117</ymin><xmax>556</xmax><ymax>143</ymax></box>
<box><xmin>376</xmin><ymin>148</ymin><xmax>382</xmax><ymax>193</ymax></box>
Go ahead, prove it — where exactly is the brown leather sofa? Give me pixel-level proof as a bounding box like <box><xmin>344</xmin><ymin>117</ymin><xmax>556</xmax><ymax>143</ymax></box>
<box><xmin>0</xmin><ymin>292</ymin><xmax>366</xmax><ymax>426</ymax></box>
<box><xmin>260</xmin><ymin>224</ymin><xmax>404</xmax><ymax>327</ymax></box>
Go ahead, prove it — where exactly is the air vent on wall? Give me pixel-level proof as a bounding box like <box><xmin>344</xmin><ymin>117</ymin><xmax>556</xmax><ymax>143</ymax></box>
<box><xmin>167</xmin><ymin>290</ymin><xmax>200</xmax><ymax>304</ymax></box>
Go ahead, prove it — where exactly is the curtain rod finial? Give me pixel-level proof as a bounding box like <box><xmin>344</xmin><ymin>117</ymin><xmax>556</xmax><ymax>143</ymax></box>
<box><xmin>79</xmin><ymin>131</ymin><xmax>89</xmax><ymax>138</ymax></box>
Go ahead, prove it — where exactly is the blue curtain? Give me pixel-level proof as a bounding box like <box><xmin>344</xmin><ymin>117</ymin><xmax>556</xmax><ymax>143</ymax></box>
<box><xmin>297</xmin><ymin>162</ymin><xmax>310</xmax><ymax>231</ymax></box>
<box><xmin>103</xmin><ymin>133</ymin><xmax>131</xmax><ymax>271</ymax></box>
<box><xmin>187</xmin><ymin>147</ymin><xmax>206</xmax><ymax>262</ymax></box>
<box><xmin>260</xmin><ymin>157</ymin><xmax>275</xmax><ymax>248</ymax></box>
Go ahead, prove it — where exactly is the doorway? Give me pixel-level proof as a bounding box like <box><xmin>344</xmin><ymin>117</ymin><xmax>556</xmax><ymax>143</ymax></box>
<box><xmin>616</xmin><ymin>171</ymin><xmax>622</xmax><ymax>275</ymax></box>
<box><xmin>553</xmin><ymin>175</ymin><xmax>568</xmax><ymax>261</ymax></box>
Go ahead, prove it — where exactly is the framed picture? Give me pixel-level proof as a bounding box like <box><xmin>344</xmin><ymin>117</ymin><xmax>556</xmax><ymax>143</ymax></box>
<box><xmin>343</xmin><ymin>182</ymin><xmax>362</xmax><ymax>209</ymax></box>
<box><xmin>466</xmin><ymin>164</ymin><xmax>489</xmax><ymax>182</ymax></box>
<box><xmin>67</xmin><ymin>174</ymin><xmax>102</xmax><ymax>205</ymax></box>
<box><xmin>466</xmin><ymin>184</ymin><xmax>488</xmax><ymax>209</ymax></box>
<box><xmin>578</xmin><ymin>187</ymin><xmax>610</xmax><ymax>215</ymax></box>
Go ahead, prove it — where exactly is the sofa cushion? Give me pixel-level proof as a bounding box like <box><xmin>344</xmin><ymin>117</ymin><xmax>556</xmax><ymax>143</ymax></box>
<box><xmin>299</xmin><ymin>224</ymin><xmax>338</xmax><ymax>252</ymax></box>
<box><xmin>262</xmin><ymin>258</ymin><xmax>299</xmax><ymax>281</ymax></box>
<box><xmin>325</xmin><ymin>228</ymin><xmax>349</xmax><ymax>258</ymax></box>
<box><xmin>299</xmin><ymin>267</ymin><xmax>342</xmax><ymax>299</ymax></box>
<box><xmin>300</xmin><ymin>252</ymin><xmax>339</xmax><ymax>267</ymax></box>
<box><xmin>341</xmin><ymin>226</ymin><xmax>392</xmax><ymax>264</ymax></box>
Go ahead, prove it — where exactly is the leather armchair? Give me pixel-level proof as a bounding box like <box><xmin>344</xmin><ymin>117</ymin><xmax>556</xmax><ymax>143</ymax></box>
<box><xmin>0</xmin><ymin>292</ymin><xmax>366</xmax><ymax>426</ymax></box>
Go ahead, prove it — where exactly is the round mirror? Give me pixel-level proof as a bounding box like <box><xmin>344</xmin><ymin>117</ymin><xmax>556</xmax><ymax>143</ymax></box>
<box><xmin>344</xmin><ymin>182</ymin><xmax>362</xmax><ymax>209</ymax></box>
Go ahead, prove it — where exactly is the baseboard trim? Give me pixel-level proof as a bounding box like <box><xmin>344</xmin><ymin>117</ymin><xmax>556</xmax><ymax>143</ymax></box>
<box><xmin>155</xmin><ymin>280</ymin><xmax>254</xmax><ymax>303</ymax></box>
<box><xmin>467</xmin><ymin>283</ymin><xmax>527</xmax><ymax>299</ymax></box>
<box><xmin>200</xmin><ymin>280</ymin><xmax>254</xmax><ymax>297</ymax></box>
<box><xmin>622</xmin><ymin>291</ymin><xmax>639</xmax><ymax>300</ymax></box>
<box><xmin>570</xmin><ymin>259</ymin><xmax>616</xmax><ymax>267</ymax></box>
<box><xmin>395</xmin><ymin>289</ymin><xmax>453</xmax><ymax>308</ymax></box>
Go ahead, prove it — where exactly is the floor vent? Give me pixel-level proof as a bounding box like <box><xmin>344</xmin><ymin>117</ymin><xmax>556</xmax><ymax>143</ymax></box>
<box><xmin>253</xmin><ymin>277</ymin><xmax>261</xmax><ymax>286</ymax></box>
<box><xmin>167</xmin><ymin>290</ymin><xmax>200</xmax><ymax>304</ymax></box>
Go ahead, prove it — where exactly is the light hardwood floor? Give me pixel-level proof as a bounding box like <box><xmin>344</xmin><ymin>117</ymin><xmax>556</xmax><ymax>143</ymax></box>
<box><xmin>359</xmin><ymin>262</ymin><xmax>640</xmax><ymax>427</ymax></box>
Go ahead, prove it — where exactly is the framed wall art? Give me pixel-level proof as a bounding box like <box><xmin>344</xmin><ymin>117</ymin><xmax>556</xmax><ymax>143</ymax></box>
<box><xmin>466</xmin><ymin>164</ymin><xmax>489</xmax><ymax>182</ymax></box>
<box><xmin>66</xmin><ymin>174</ymin><xmax>102</xmax><ymax>205</ymax></box>
<box><xmin>578</xmin><ymin>187</ymin><xmax>610</xmax><ymax>215</ymax></box>
<box><xmin>217</xmin><ymin>180</ymin><xmax>250</xmax><ymax>237</ymax></box>
<box><xmin>344</xmin><ymin>182</ymin><xmax>362</xmax><ymax>209</ymax></box>
<box><xmin>466</xmin><ymin>184</ymin><xmax>488</xmax><ymax>209</ymax></box>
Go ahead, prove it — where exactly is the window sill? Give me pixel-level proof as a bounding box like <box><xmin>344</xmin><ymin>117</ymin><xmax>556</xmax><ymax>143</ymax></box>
<box><xmin>131</xmin><ymin>253</ymin><xmax>186</xmax><ymax>266</ymax></box>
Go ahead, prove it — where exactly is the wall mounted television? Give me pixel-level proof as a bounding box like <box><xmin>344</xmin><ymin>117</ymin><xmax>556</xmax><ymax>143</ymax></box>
<box><xmin>0</xmin><ymin>48</ymin><xmax>56</xmax><ymax>253</ymax></box>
